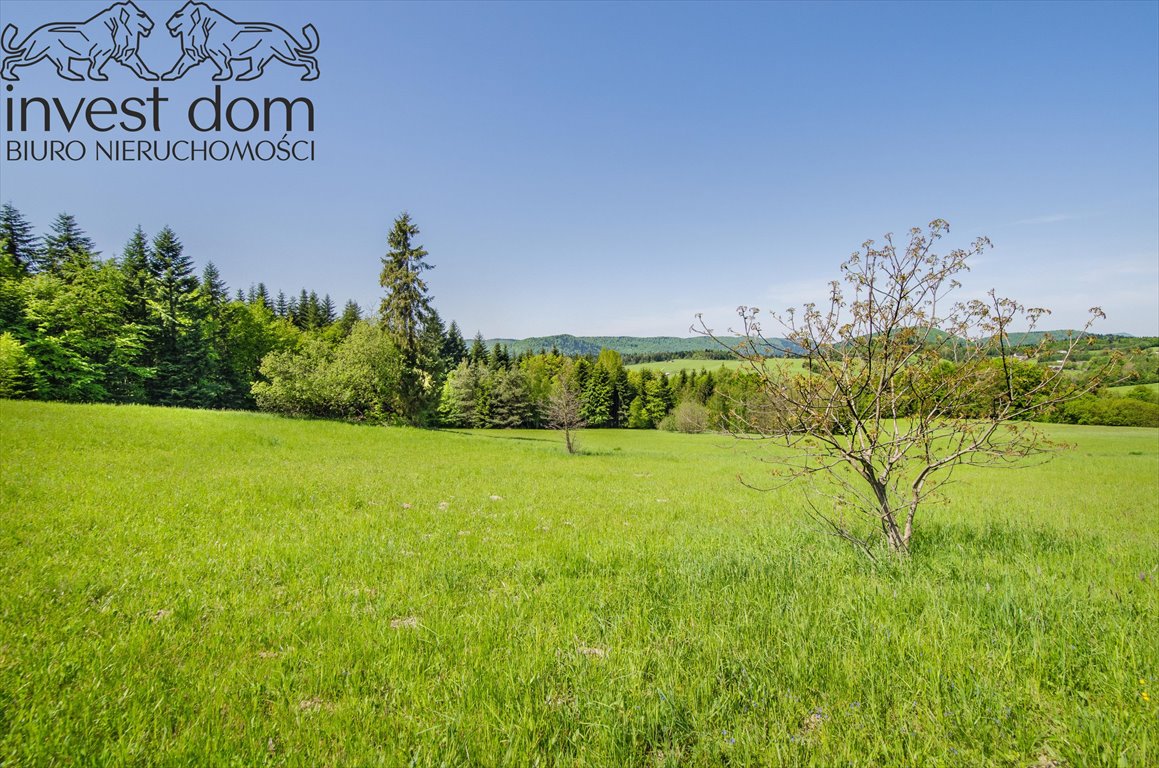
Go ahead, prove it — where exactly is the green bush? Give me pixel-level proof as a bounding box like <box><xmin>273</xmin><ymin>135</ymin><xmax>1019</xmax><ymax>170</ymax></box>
<box><xmin>1052</xmin><ymin>393</ymin><xmax>1159</xmax><ymax>428</ymax></box>
<box><xmin>252</xmin><ymin>322</ymin><xmax>403</xmax><ymax>422</ymax></box>
<box><xmin>0</xmin><ymin>332</ymin><xmax>36</xmax><ymax>399</ymax></box>
<box><xmin>671</xmin><ymin>400</ymin><xmax>709</xmax><ymax>433</ymax></box>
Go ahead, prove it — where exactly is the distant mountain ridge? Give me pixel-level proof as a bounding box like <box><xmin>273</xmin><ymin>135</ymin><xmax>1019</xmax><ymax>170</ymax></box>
<box><xmin>484</xmin><ymin>334</ymin><xmax>799</xmax><ymax>357</ymax></box>
<box><xmin>484</xmin><ymin>331</ymin><xmax>1142</xmax><ymax>359</ymax></box>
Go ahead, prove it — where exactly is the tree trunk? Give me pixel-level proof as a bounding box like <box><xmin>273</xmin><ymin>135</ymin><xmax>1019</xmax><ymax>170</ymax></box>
<box><xmin>883</xmin><ymin>511</ymin><xmax>909</xmax><ymax>555</ymax></box>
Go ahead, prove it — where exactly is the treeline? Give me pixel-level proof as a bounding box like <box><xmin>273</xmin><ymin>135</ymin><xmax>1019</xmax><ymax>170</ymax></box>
<box><xmin>621</xmin><ymin>349</ymin><xmax>735</xmax><ymax>365</ymax></box>
<box><xmin>0</xmin><ymin>203</ymin><xmax>362</xmax><ymax>408</ymax></box>
<box><xmin>435</xmin><ymin>347</ymin><xmax>760</xmax><ymax>431</ymax></box>
<box><xmin>0</xmin><ymin>202</ymin><xmax>764</xmax><ymax>432</ymax></box>
<box><xmin>2</xmin><ymin>202</ymin><xmax>1155</xmax><ymax>431</ymax></box>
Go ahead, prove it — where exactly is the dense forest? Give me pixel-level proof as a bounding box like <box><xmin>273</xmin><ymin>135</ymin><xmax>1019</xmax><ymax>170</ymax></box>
<box><xmin>1</xmin><ymin>203</ymin><xmax>1156</xmax><ymax>429</ymax></box>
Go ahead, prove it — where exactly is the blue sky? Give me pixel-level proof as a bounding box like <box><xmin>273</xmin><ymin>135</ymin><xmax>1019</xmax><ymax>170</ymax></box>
<box><xmin>1</xmin><ymin>0</ymin><xmax>1156</xmax><ymax>337</ymax></box>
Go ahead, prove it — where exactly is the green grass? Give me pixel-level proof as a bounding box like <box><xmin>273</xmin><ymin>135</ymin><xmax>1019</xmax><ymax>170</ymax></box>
<box><xmin>1110</xmin><ymin>382</ymin><xmax>1159</xmax><ymax>395</ymax></box>
<box><xmin>1</xmin><ymin>401</ymin><xmax>1157</xmax><ymax>766</ymax></box>
<box><xmin>626</xmin><ymin>358</ymin><xmax>809</xmax><ymax>375</ymax></box>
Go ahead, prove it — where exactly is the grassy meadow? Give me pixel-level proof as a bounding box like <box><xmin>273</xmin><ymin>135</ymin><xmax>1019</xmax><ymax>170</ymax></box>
<box><xmin>1</xmin><ymin>400</ymin><xmax>1157</xmax><ymax>766</ymax></box>
<box><xmin>1109</xmin><ymin>383</ymin><xmax>1159</xmax><ymax>395</ymax></box>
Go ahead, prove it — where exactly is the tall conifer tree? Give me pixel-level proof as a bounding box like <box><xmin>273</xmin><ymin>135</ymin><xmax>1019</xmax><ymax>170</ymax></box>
<box><xmin>379</xmin><ymin>213</ymin><xmax>435</xmax><ymax>422</ymax></box>
<box><xmin>40</xmin><ymin>213</ymin><xmax>96</xmax><ymax>273</ymax></box>
<box><xmin>0</xmin><ymin>204</ymin><xmax>38</xmax><ymax>275</ymax></box>
<box><xmin>379</xmin><ymin>213</ymin><xmax>432</xmax><ymax>359</ymax></box>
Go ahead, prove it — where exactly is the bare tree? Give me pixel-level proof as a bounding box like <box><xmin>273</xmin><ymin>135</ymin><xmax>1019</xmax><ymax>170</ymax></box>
<box><xmin>546</xmin><ymin>359</ymin><xmax>586</xmax><ymax>454</ymax></box>
<box><xmin>697</xmin><ymin>219</ymin><xmax>1109</xmax><ymax>559</ymax></box>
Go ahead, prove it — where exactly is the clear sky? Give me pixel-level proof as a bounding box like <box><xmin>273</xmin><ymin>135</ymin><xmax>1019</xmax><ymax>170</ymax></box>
<box><xmin>1</xmin><ymin>0</ymin><xmax>1156</xmax><ymax>338</ymax></box>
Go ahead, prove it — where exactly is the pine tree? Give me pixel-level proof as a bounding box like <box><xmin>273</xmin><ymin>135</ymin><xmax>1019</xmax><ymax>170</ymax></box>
<box><xmin>0</xmin><ymin>203</ymin><xmax>38</xmax><ymax>275</ymax></box>
<box><xmin>201</xmin><ymin>262</ymin><xmax>229</xmax><ymax>307</ymax></box>
<box><xmin>378</xmin><ymin>212</ymin><xmax>432</xmax><ymax>360</ymax></box>
<box><xmin>148</xmin><ymin>226</ymin><xmax>202</xmax><ymax>405</ymax></box>
<box><xmin>443</xmin><ymin>320</ymin><xmax>469</xmax><ymax>367</ymax></box>
<box><xmin>40</xmin><ymin>213</ymin><xmax>96</xmax><ymax>273</ymax></box>
<box><xmin>295</xmin><ymin>288</ymin><xmax>310</xmax><ymax>328</ymax></box>
<box><xmin>274</xmin><ymin>290</ymin><xmax>289</xmax><ymax>318</ymax></box>
<box><xmin>335</xmin><ymin>300</ymin><xmax>361</xmax><ymax>338</ymax></box>
<box><xmin>596</xmin><ymin>349</ymin><xmax>628</xmax><ymax>427</ymax></box>
<box><xmin>255</xmin><ymin>282</ymin><xmax>271</xmax><ymax>308</ymax></box>
<box><xmin>419</xmin><ymin>308</ymin><xmax>447</xmax><ymax>369</ymax></box>
<box><xmin>469</xmin><ymin>332</ymin><xmax>488</xmax><ymax>366</ymax></box>
<box><xmin>644</xmin><ymin>375</ymin><xmax>673</xmax><ymax>426</ymax></box>
<box><xmin>489</xmin><ymin>368</ymin><xmax>532</xmax><ymax>428</ymax></box>
<box><xmin>581</xmin><ymin>363</ymin><xmax>614</xmax><ymax>427</ymax></box>
<box><xmin>306</xmin><ymin>290</ymin><xmax>323</xmax><ymax>329</ymax></box>
<box><xmin>320</xmin><ymin>294</ymin><xmax>336</xmax><ymax>325</ymax></box>
<box><xmin>119</xmin><ymin>226</ymin><xmax>152</xmax><ymax>326</ymax></box>
<box><xmin>490</xmin><ymin>343</ymin><xmax>510</xmax><ymax>370</ymax></box>
<box><xmin>379</xmin><ymin>213</ymin><xmax>436</xmax><ymax>423</ymax></box>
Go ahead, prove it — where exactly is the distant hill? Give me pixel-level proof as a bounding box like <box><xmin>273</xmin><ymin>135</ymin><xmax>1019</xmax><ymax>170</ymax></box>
<box><xmin>1005</xmin><ymin>330</ymin><xmax>1138</xmax><ymax>346</ymax></box>
<box><xmin>485</xmin><ymin>334</ymin><xmax>800</xmax><ymax>357</ymax></box>
<box><xmin>484</xmin><ymin>331</ymin><xmax>1149</xmax><ymax>360</ymax></box>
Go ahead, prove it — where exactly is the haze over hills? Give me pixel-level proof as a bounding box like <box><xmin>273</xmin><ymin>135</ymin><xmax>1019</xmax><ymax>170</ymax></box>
<box><xmin>483</xmin><ymin>334</ymin><xmax>800</xmax><ymax>358</ymax></box>
<box><xmin>485</xmin><ymin>331</ymin><xmax>1147</xmax><ymax>358</ymax></box>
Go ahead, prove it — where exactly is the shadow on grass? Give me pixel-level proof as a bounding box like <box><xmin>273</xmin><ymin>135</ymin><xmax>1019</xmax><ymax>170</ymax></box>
<box><xmin>437</xmin><ymin>429</ymin><xmax>558</xmax><ymax>444</ymax></box>
<box><xmin>436</xmin><ymin>429</ymin><xmax>620</xmax><ymax>455</ymax></box>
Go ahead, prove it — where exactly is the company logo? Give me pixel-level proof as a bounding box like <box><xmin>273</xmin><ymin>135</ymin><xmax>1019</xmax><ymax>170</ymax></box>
<box><xmin>1</xmin><ymin>2</ymin><xmax>160</xmax><ymax>82</ymax></box>
<box><xmin>1</xmin><ymin>1</ymin><xmax>319</xmax><ymax>82</ymax></box>
<box><xmin>162</xmin><ymin>2</ymin><xmax>319</xmax><ymax>82</ymax></box>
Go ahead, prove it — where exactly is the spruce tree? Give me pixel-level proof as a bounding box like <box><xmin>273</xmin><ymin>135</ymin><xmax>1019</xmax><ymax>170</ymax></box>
<box><xmin>275</xmin><ymin>291</ymin><xmax>289</xmax><ymax>318</ymax></box>
<box><xmin>305</xmin><ymin>290</ymin><xmax>322</xmax><ymax>329</ymax></box>
<box><xmin>40</xmin><ymin>213</ymin><xmax>96</xmax><ymax>273</ymax></box>
<box><xmin>469</xmin><ymin>332</ymin><xmax>488</xmax><ymax>366</ymax></box>
<box><xmin>295</xmin><ymin>288</ymin><xmax>310</xmax><ymax>328</ymax></box>
<box><xmin>378</xmin><ymin>213</ymin><xmax>438</xmax><ymax>422</ymax></box>
<box><xmin>490</xmin><ymin>343</ymin><xmax>510</xmax><ymax>370</ymax></box>
<box><xmin>321</xmin><ymin>294</ymin><xmax>336</xmax><ymax>325</ymax></box>
<box><xmin>335</xmin><ymin>300</ymin><xmax>361</xmax><ymax>337</ymax></box>
<box><xmin>581</xmin><ymin>363</ymin><xmax>614</xmax><ymax>427</ymax></box>
<box><xmin>119</xmin><ymin>226</ymin><xmax>152</xmax><ymax>326</ymax></box>
<box><xmin>0</xmin><ymin>204</ymin><xmax>38</xmax><ymax>275</ymax></box>
<box><xmin>201</xmin><ymin>262</ymin><xmax>229</xmax><ymax>307</ymax></box>
<box><xmin>148</xmin><ymin>226</ymin><xmax>202</xmax><ymax>404</ymax></box>
<box><xmin>418</xmin><ymin>308</ymin><xmax>449</xmax><ymax>390</ymax></box>
<box><xmin>378</xmin><ymin>212</ymin><xmax>433</xmax><ymax>360</ymax></box>
<box><xmin>443</xmin><ymin>321</ymin><xmax>469</xmax><ymax>367</ymax></box>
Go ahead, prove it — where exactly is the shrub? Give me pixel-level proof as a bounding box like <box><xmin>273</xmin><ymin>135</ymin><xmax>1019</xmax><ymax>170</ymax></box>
<box><xmin>1052</xmin><ymin>394</ymin><xmax>1159</xmax><ymax>428</ymax></box>
<box><xmin>671</xmin><ymin>400</ymin><xmax>709</xmax><ymax>433</ymax></box>
<box><xmin>0</xmin><ymin>332</ymin><xmax>36</xmax><ymax>399</ymax></box>
<box><xmin>252</xmin><ymin>322</ymin><xmax>403</xmax><ymax>422</ymax></box>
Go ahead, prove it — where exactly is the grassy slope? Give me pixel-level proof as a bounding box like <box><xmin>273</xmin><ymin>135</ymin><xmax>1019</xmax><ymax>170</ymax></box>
<box><xmin>1110</xmin><ymin>382</ymin><xmax>1159</xmax><ymax>395</ymax></box>
<box><xmin>1</xmin><ymin>401</ymin><xmax>1156</xmax><ymax>767</ymax></box>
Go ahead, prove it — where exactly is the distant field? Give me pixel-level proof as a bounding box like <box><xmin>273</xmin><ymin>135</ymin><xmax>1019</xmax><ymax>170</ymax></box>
<box><xmin>1110</xmin><ymin>382</ymin><xmax>1159</xmax><ymax>394</ymax></box>
<box><xmin>1</xmin><ymin>401</ymin><xmax>1156</xmax><ymax>766</ymax></box>
<box><xmin>627</xmin><ymin>358</ymin><xmax>809</xmax><ymax>375</ymax></box>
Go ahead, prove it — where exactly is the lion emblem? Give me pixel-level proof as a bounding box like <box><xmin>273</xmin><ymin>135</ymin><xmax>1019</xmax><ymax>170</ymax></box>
<box><xmin>162</xmin><ymin>2</ymin><xmax>319</xmax><ymax>82</ymax></box>
<box><xmin>0</xmin><ymin>1</ymin><xmax>159</xmax><ymax>81</ymax></box>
